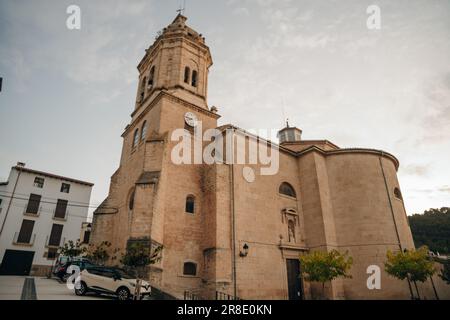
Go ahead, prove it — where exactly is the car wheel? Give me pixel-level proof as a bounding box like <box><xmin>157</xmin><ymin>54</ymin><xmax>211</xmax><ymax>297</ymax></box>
<box><xmin>116</xmin><ymin>287</ymin><xmax>130</xmax><ymax>301</ymax></box>
<box><xmin>75</xmin><ymin>281</ymin><xmax>87</xmax><ymax>296</ymax></box>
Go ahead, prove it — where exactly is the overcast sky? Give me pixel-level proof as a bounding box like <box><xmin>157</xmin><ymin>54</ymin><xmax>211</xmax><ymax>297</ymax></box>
<box><xmin>1</xmin><ymin>0</ymin><xmax>449</xmax><ymax>216</ymax></box>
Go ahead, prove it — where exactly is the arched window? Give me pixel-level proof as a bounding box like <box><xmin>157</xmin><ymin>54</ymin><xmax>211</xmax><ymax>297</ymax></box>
<box><xmin>279</xmin><ymin>182</ymin><xmax>296</xmax><ymax>198</ymax></box>
<box><xmin>191</xmin><ymin>70</ymin><xmax>198</xmax><ymax>87</ymax></box>
<box><xmin>148</xmin><ymin>66</ymin><xmax>155</xmax><ymax>86</ymax></box>
<box><xmin>394</xmin><ymin>187</ymin><xmax>403</xmax><ymax>200</ymax></box>
<box><xmin>132</xmin><ymin>128</ymin><xmax>139</xmax><ymax>148</ymax></box>
<box><xmin>139</xmin><ymin>77</ymin><xmax>146</xmax><ymax>101</ymax></box>
<box><xmin>183</xmin><ymin>262</ymin><xmax>197</xmax><ymax>276</ymax></box>
<box><xmin>184</xmin><ymin>66</ymin><xmax>190</xmax><ymax>84</ymax></box>
<box><xmin>185</xmin><ymin>195</ymin><xmax>195</xmax><ymax>214</ymax></box>
<box><xmin>141</xmin><ymin>121</ymin><xmax>148</xmax><ymax>141</ymax></box>
<box><xmin>128</xmin><ymin>189</ymin><xmax>135</xmax><ymax>210</ymax></box>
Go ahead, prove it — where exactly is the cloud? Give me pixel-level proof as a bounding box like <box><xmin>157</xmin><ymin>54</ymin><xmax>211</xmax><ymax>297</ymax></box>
<box><xmin>438</xmin><ymin>185</ymin><xmax>450</xmax><ymax>194</ymax></box>
<box><xmin>419</xmin><ymin>73</ymin><xmax>450</xmax><ymax>142</ymax></box>
<box><xmin>232</xmin><ymin>7</ymin><xmax>250</xmax><ymax>16</ymax></box>
<box><xmin>401</xmin><ymin>164</ymin><xmax>430</xmax><ymax>177</ymax></box>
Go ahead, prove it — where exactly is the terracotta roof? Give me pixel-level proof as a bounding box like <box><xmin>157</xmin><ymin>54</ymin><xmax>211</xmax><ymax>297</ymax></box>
<box><xmin>13</xmin><ymin>166</ymin><xmax>94</xmax><ymax>186</ymax></box>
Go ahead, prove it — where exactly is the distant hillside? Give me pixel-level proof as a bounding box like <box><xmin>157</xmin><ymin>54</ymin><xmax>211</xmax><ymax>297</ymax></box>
<box><xmin>408</xmin><ymin>207</ymin><xmax>450</xmax><ymax>254</ymax></box>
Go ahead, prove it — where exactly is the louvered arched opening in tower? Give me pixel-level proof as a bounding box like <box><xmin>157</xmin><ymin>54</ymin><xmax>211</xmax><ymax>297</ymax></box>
<box><xmin>148</xmin><ymin>66</ymin><xmax>155</xmax><ymax>87</ymax></box>
<box><xmin>184</xmin><ymin>66</ymin><xmax>190</xmax><ymax>84</ymax></box>
<box><xmin>191</xmin><ymin>70</ymin><xmax>198</xmax><ymax>87</ymax></box>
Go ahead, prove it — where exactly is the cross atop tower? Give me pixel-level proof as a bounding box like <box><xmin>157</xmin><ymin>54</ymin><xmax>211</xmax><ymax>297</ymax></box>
<box><xmin>176</xmin><ymin>0</ymin><xmax>186</xmax><ymax>15</ymax></box>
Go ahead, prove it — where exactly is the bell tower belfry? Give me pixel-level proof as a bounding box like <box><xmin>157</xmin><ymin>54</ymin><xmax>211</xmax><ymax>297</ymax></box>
<box><xmin>134</xmin><ymin>14</ymin><xmax>213</xmax><ymax>112</ymax></box>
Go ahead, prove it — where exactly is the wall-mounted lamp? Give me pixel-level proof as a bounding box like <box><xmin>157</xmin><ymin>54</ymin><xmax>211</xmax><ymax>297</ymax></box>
<box><xmin>239</xmin><ymin>243</ymin><xmax>249</xmax><ymax>257</ymax></box>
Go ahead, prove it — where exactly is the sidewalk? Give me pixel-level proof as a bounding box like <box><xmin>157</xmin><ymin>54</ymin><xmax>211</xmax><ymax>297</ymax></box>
<box><xmin>34</xmin><ymin>277</ymin><xmax>105</xmax><ymax>300</ymax></box>
<box><xmin>0</xmin><ymin>276</ymin><xmax>26</xmax><ymax>300</ymax></box>
<box><xmin>0</xmin><ymin>276</ymin><xmax>106</xmax><ymax>300</ymax></box>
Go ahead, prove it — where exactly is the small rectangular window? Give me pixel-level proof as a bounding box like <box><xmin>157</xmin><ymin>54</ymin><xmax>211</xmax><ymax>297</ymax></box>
<box><xmin>60</xmin><ymin>183</ymin><xmax>70</xmax><ymax>193</ymax></box>
<box><xmin>47</xmin><ymin>248</ymin><xmax>58</xmax><ymax>260</ymax></box>
<box><xmin>185</xmin><ymin>196</ymin><xmax>195</xmax><ymax>214</ymax></box>
<box><xmin>33</xmin><ymin>177</ymin><xmax>44</xmax><ymax>188</ymax></box>
<box><xmin>183</xmin><ymin>262</ymin><xmax>197</xmax><ymax>276</ymax></box>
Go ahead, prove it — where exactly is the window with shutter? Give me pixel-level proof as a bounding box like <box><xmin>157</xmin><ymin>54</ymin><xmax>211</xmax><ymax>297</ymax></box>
<box><xmin>26</xmin><ymin>194</ymin><xmax>41</xmax><ymax>214</ymax></box>
<box><xmin>17</xmin><ymin>220</ymin><xmax>35</xmax><ymax>244</ymax></box>
<box><xmin>83</xmin><ymin>231</ymin><xmax>91</xmax><ymax>244</ymax></box>
<box><xmin>48</xmin><ymin>224</ymin><xmax>64</xmax><ymax>247</ymax></box>
<box><xmin>54</xmin><ymin>199</ymin><xmax>68</xmax><ymax>219</ymax></box>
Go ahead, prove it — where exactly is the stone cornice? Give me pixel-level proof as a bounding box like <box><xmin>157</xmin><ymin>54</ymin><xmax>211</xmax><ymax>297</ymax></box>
<box><xmin>297</xmin><ymin>146</ymin><xmax>400</xmax><ymax>170</ymax></box>
<box><xmin>138</xmin><ymin>34</ymin><xmax>212</xmax><ymax>71</ymax></box>
<box><xmin>281</xmin><ymin>139</ymin><xmax>340</xmax><ymax>150</ymax></box>
<box><xmin>123</xmin><ymin>90</ymin><xmax>220</xmax><ymax>137</ymax></box>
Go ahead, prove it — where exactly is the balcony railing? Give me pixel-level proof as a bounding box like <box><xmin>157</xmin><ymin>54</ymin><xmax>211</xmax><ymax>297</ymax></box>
<box><xmin>45</xmin><ymin>235</ymin><xmax>65</xmax><ymax>248</ymax></box>
<box><xmin>23</xmin><ymin>206</ymin><xmax>41</xmax><ymax>217</ymax></box>
<box><xmin>12</xmin><ymin>232</ymin><xmax>36</xmax><ymax>246</ymax></box>
<box><xmin>52</xmin><ymin>208</ymin><xmax>68</xmax><ymax>220</ymax></box>
<box><xmin>216</xmin><ymin>291</ymin><xmax>242</xmax><ymax>300</ymax></box>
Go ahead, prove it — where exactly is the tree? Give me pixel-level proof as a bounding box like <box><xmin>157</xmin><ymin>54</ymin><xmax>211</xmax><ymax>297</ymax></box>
<box><xmin>120</xmin><ymin>241</ymin><xmax>163</xmax><ymax>300</ymax></box>
<box><xmin>299</xmin><ymin>250</ymin><xmax>353</xmax><ymax>299</ymax></box>
<box><xmin>439</xmin><ymin>259</ymin><xmax>450</xmax><ymax>285</ymax></box>
<box><xmin>59</xmin><ymin>239</ymin><xmax>86</xmax><ymax>259</ymax></box>
<box><xmin>84</xmin><ymin>241</ymin><xmax>118</xmax><ymax>266</ymax></box>
<box><xmin>409</xmin><ymin>207</ymin><xmax>450</xmax><ymax>254</ymax></box>
<box><xmin>121</xmin><ymin>241</ymin><xmax>163</xmax><ymax>278</ymax></box>
<box><xmin>384</xmin><ymin>246</ymin><xmax>436</xmax><ymax>300</ymax></box>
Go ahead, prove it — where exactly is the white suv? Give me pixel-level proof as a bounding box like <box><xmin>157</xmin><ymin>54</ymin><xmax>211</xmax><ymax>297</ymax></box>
<box><xmin>75</xmin><ymin>266</ymin><xmax>151</xmax><ymax>300</ymax></box>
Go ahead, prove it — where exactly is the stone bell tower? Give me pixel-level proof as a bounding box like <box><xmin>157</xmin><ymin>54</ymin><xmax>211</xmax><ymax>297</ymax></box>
<box><xmin>134</xmin><ymin>14</ymin><xmax>213</xmax><ymax>115</ymax></box>
<box><xmin>91</xmin><ymin>14</ymin><xmax>220</xmax><ymax>297</ymax></box>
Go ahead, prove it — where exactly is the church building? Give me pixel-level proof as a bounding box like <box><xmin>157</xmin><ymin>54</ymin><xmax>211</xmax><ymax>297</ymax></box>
<box><xmin>90</xmin><ymin>15</ymin><xmax>440</xmax><ymax>300</ymax></box>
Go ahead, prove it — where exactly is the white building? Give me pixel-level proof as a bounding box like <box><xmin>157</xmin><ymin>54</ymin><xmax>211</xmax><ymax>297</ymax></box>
<box><xmin>0</xmin><ymin>162</ymin><xmax>93</xmax><ymax>276</ymax></box>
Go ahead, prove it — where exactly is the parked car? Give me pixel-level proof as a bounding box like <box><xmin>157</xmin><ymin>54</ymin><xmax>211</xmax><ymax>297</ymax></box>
<box><xmin>53</xmin><ymin>256</ymin><xmax>95</xmax><ymax>281</ymax></box>
<box><xmin>74</xmin><ymin>266</ymin><xmax>151</xmax><ymax>300</ymax></box>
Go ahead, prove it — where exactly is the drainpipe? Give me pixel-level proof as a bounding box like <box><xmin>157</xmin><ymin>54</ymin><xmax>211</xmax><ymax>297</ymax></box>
<box><xmin>229</xmin><ymin>130</ymin><xmax>237</xmax><ymax>298</ymax></box>
<box><xmin>0</xmin><ymin>167</ymin><xmax>22</xmax><ymax>236</ymax></box>
<box><xmin>378</xmin><ymin>154</ymin><xmax>414</xmax><ymax>299</ymax></box>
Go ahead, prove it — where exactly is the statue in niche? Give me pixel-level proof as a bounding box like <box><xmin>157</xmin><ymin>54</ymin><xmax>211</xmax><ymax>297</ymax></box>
<box><xmin>288</xmin><ymin>220</ymin><xmax>296</xmax><ymax>243</ymax></box>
